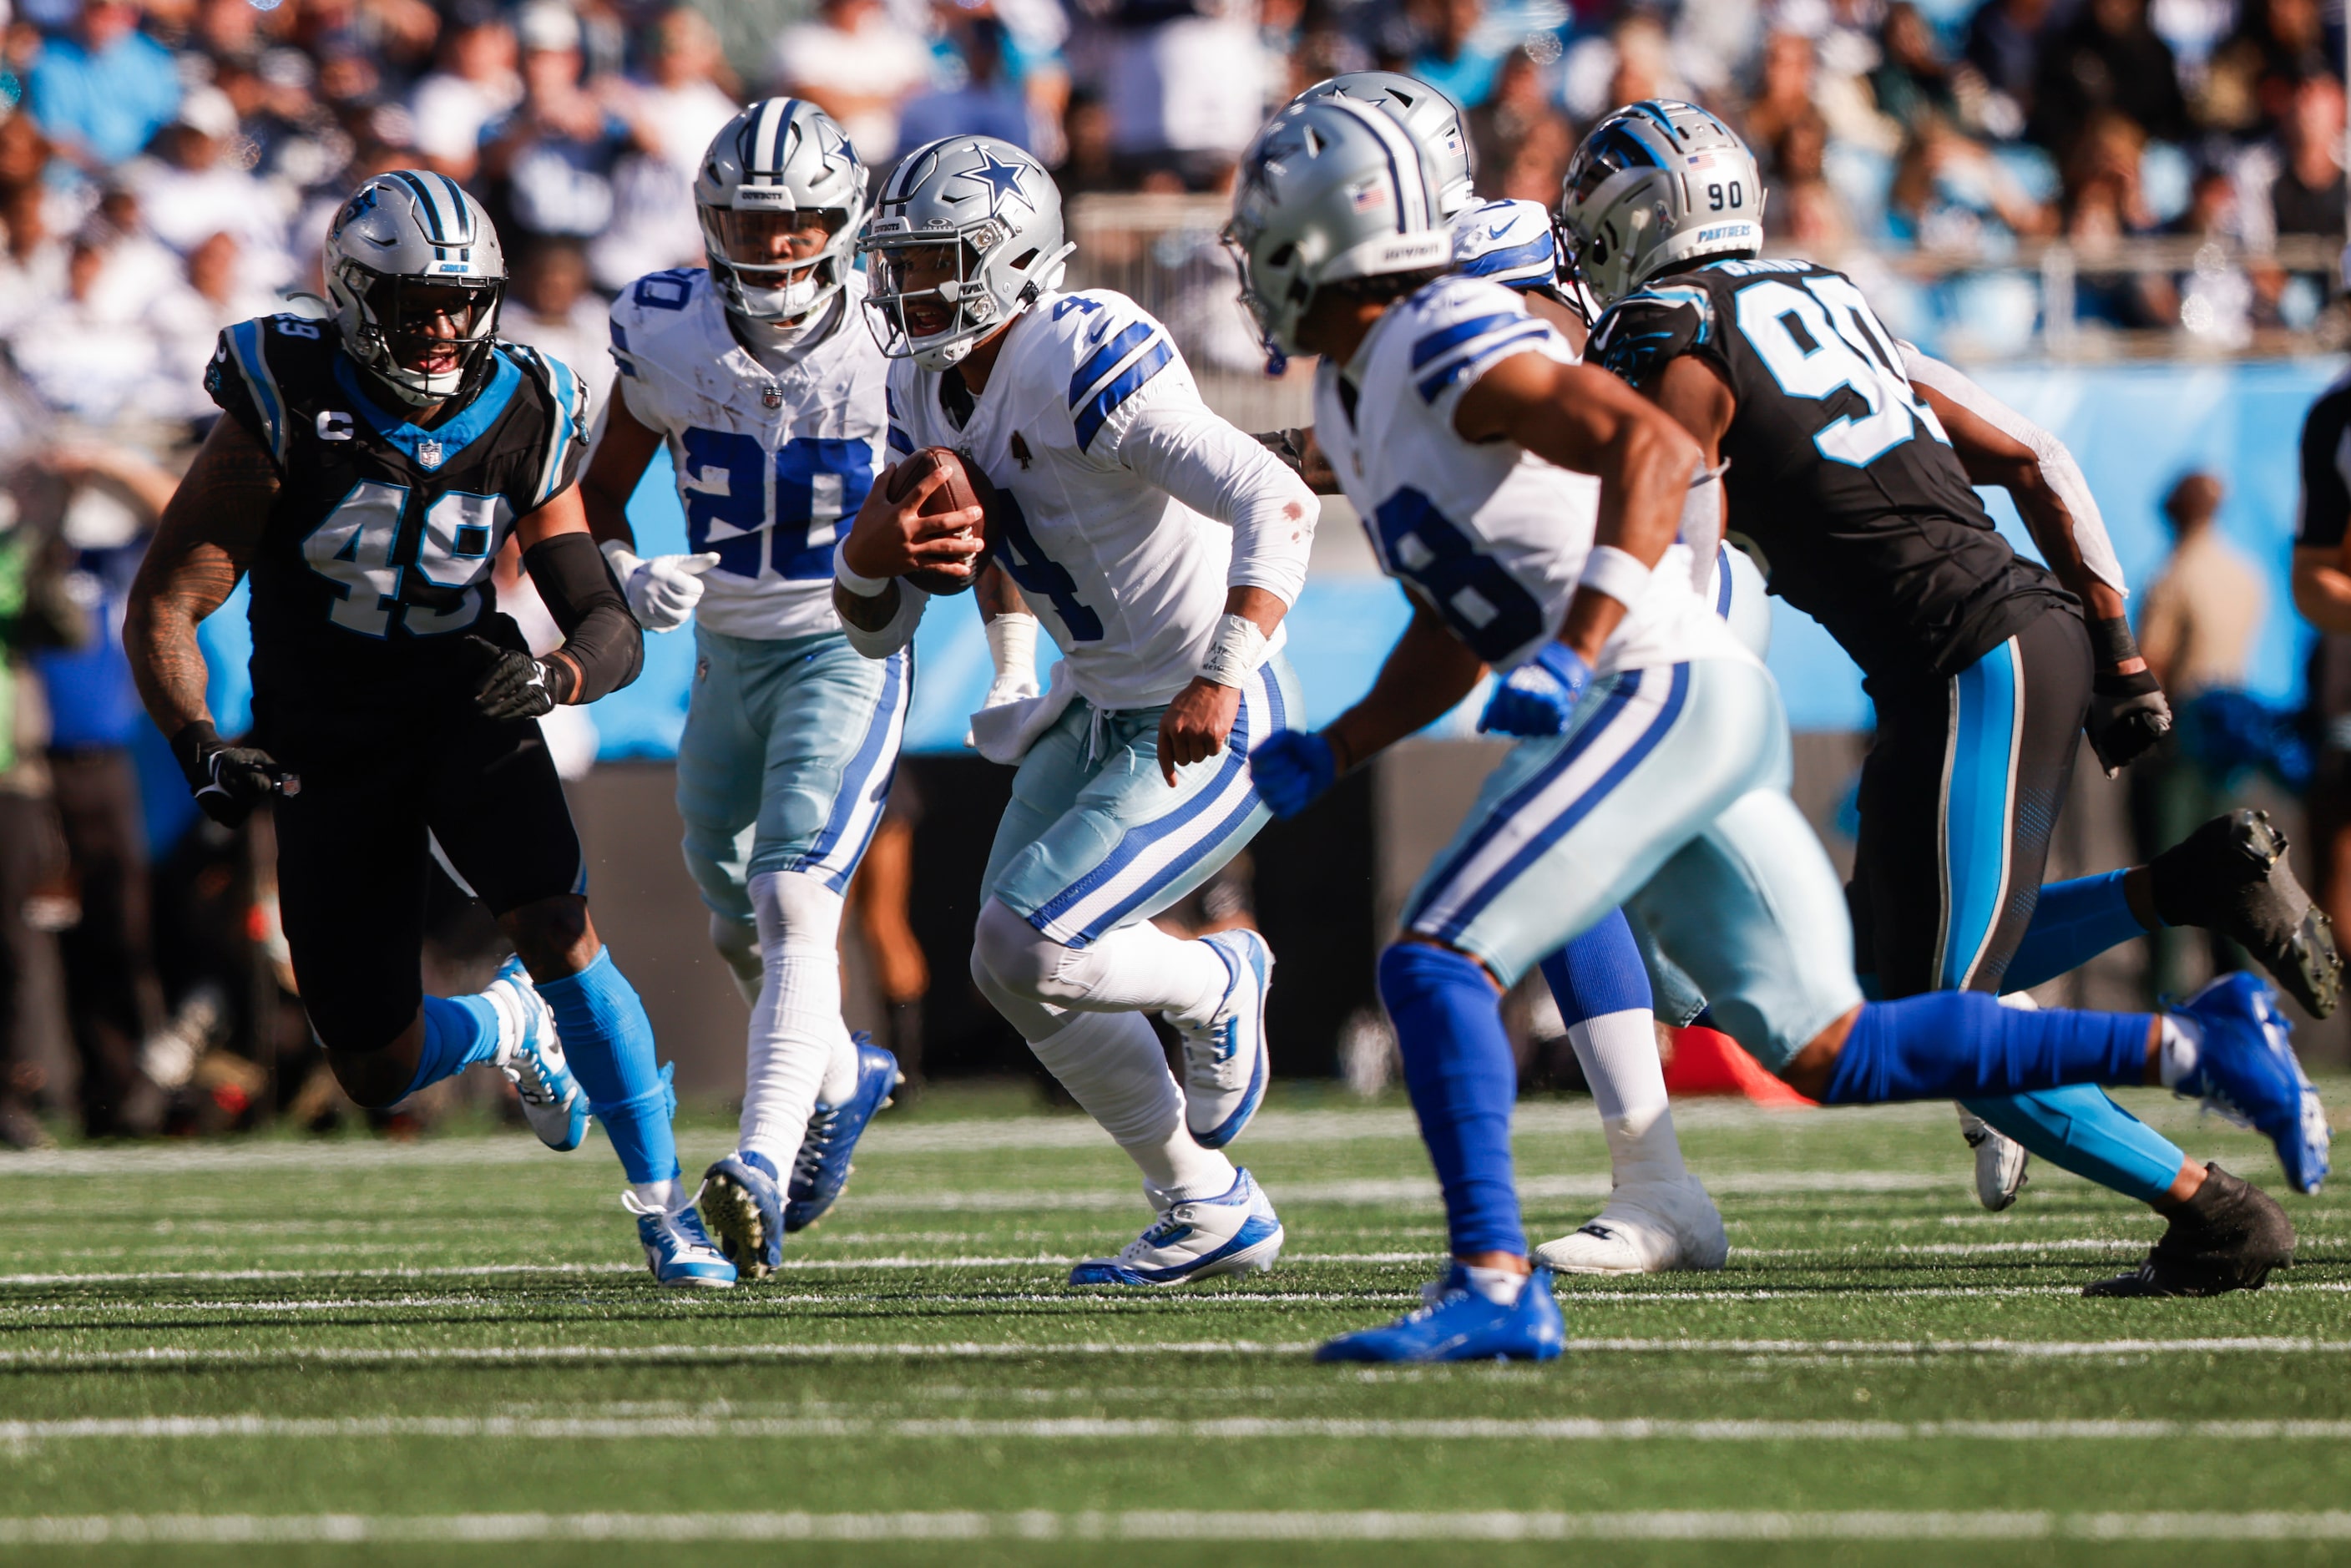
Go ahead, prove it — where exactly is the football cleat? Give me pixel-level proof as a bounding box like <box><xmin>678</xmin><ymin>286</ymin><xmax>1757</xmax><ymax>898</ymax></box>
<box><xmin>1316</xmin><ymin>1264</ymin><xmax>1565</xmax><ymax>1363</ymax></box>
<box><xmin>2084</xmin><ymin>1162</ymin><xmax>2296</xmax><ymax>1297</ymax></box>
<box><xmin>2150</xmin><ymin>810</ymin><xmax>2342</xmax><ymax>1018</ymax></box>
<box><xmin>1069</xmin><ymin>1167</ymin><xmax>1285</xmax><ymax>1287</ymax></box>
<box><xmin>1959</xmin><ymin>1107</ymin><xmax>2030</xmax><ymax>1211</ymax></box>
<box><xmin>2169</xmin><ymin>972</ymin><xmax>2331</xmax><ymax>1194</ymax></box>
<box><xmin>700</xmin><ymin>1150</ymin><xmax>786</xmax><ymax>1279</ymax></box>
<box><xmin>484</xmin><ymin>956</ymin><xmax>585</xmax><ymax>1151</ymax></box>
<box><xmin>1534</xmin><ymin>1174</ymin><xmax>1728</xmax><ymax>1274</ymax></box>
<box><xmin>784</xmin><ymin>1035</ymin><xmax>900</xmax><ymax>1232</ymax></box>
<box><xmin>621</xmin><ymin>1189</ymin><xmax>737</xmax><ymax>1288</ymax></box>
<box><xmin>1171</xmin><ymin>928</ymin><xmax>1274</xmax><ymax>1149</ymax></box>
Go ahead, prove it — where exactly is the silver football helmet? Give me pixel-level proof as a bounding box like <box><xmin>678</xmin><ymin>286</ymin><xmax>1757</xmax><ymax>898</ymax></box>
<box><xmin>1555</xmin><ymin>100</ymin><xmax>1764</xmax><ymax>310</ymax></box>
<box><xmin>1291</xmin><ymin>71</ymin><xmax>1476</xmax><ymax>218</ymax></box>
<box><xmin>1223</xmin><ymin>97</ymin><xmax>1453</xmax><ymax>367</ymax></box>
<box><xmin>696</xmin><ymin>97</ymin><xmax>868</xmax><ymax>322</ymax></box>
<box><xmin>322</xmin><ymin>170</ymin><xmax>505</xmax><ymax>407</ymax></box>
<box><xmin>858</xmin><ymin>135</ymin><xmax>1074</xmax><ymax>372</ymax></box>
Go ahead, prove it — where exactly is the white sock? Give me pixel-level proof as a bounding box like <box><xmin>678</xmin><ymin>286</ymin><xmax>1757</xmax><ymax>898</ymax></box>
<box><xmin>709</xmin><ymin>913</ymin><xmax>763</xmax><ymax>1009</ymax></box>
<box><xmin>973</xmin><ymin>899</ymin><xmax>1228</xmax><ymax>1022</ymax></box>
<box><xmin>1019</xmin><ymin>1007</ymin><xmax>1235</xmax><ymax>1201</ymax></box>
<box><xmin>1461</xmin><ymin>1263</ymin><xmax>1528</xmax><ymax>1305</ymax></box>
<box><xmin>818</xmin><ymin>1032</ymin><xmax>861</xmax><ymax>1105</ymax></box>
<box><xmin>740</xmin><ymin>871</ymin><xmax>852</xmax><ymax>1167</ymax></box>
<box><xmin>1569</xmin><ymin>1008</ymin><xmax>1688</xmax><ymax>1187</ymax></box>
<box><xmin>632</xmin><ymin>1176</ymin><xmax>687</xmax><ymax>1212</ymax></box>
<box><xmin>2158</xmin><ymin>1014</ymin><xmax>2201</xmax><ymax>1090</ymax></box>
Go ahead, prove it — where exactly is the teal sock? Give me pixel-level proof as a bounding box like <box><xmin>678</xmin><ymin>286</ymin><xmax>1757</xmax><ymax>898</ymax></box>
<box><xmin>538</xmin><ymin>948</ymin><xmax>680</xmax><ymax>1185</ymax></box>
<box><xmin>404</xmin><ymin>993</ymin><xmax>503</xmax><ymax>1099</ymax></box>
<box><xmin>1962</xmin><ymin>1086</ymin><xmax>2186</xmax><ymax>1205</ymax></box>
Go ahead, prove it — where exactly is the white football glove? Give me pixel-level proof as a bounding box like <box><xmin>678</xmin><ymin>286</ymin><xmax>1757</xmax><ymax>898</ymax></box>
<box><xmin>600</xmin><ymin>541</ymin><xmax>719</xmax><ymax>633</ymax></box>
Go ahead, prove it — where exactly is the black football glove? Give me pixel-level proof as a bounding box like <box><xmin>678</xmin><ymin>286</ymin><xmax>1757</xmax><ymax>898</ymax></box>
<box><xmin>170</xmin><ymin>721</ymin><xmax>297</xmax><ymax>827</ymax></box>
<box><xmin>2087</xmin><ymin>667</ymin><xmax>2172</xmax><ymax>776</ymax></box>
<box><xmin>465</xmin><ymin>635</ymin><xmax>574</xmax><ymax>721</ymax></box>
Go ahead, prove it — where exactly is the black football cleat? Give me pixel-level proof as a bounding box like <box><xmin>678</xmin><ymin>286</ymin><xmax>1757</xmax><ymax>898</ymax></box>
<box><xmin>2083</xmin><ymin>1163</ymin><xmax>2296</xmax><ymax>1297</ymax></box>
<box><xmin>2150</xmin><ymin>810</ymin><xmax>2343</xmax><ymax>1019</ymax></box>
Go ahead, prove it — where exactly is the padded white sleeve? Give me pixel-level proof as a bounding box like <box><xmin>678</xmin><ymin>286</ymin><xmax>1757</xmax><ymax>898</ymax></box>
<box><xmin>1901</xmin><ymin>344</ymin><xmax>2127</xmax><ymax>597</ymax></box>
<box><xmin>835</xmin><ymin>579</ymin><xmax>930</xmax><ymax>660</ymax></box>
<box><xmin>1120</xmin><ymin>404</ymin><xmax>1319</xmax><ymax>608</ymax></box>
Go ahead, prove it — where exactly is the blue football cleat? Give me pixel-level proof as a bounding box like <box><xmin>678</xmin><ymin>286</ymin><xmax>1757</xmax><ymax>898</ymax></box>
<box><xmin>2172</xmin><ymin>972</ymin><xmax>2331</xmax><ymax>1194</ymax></box>
<box><xmin>784</xmin><ymin>1035</ymin><xmax>900</xmax><ymax>1232</ymax></box>
<box><xmin>700</xmin><ymin>1150</ymin><xmax>786</xmax><ymax>1279</ymax></box>
<box><xmin>621</xmin><ymin>1190</ymin><xmax>737</xmax><ymax>1288</ymax></box>
<box><xmin>1172</xmin><ymin>928</ymin><xmax>1273</xmax><ymax>1150</ymax></box>
<box><xmin>1069</xmin><ymin>1166</ymin><xmax>1285</xmax><ymax>1287</ymax></box>
<box><xmin>484</xmin><ymin>956</ymin><xmax>585</xmax><ymax>1152</ymax></box>
<box><xmin>1315</xmin><ymin>1265</ymin><xmax>1565</xmax><ymax>1363</ymax></box>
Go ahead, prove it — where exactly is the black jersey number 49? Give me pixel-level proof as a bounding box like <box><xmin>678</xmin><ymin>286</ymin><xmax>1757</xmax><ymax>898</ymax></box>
<box><xmin>1732</xmin><ymin>272</ymin><xmax>1947</xmax><ymax>468</ymax></box>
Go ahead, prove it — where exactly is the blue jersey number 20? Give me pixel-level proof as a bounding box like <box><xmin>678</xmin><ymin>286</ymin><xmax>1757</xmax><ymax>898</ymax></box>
<box><xmin>678</xmin><ymin>427</ymin><xmax>877</xmax><ymax>581</ymax></box>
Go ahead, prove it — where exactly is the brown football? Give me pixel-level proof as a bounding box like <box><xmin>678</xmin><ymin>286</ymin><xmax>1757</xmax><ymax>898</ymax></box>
<box><xmin>884</xmin><ymin>446</ymin><xmax>993</xmax><ymax>596</ymax></box>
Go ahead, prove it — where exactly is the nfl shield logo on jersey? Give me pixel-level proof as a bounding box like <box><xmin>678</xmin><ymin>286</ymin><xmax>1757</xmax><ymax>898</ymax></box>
<box><xmin>761</xmin><ymin>383</ymin><xmax>783</xmax><ymax>409</ymax></box>
<box><xmin>416</xmin><ymin>438</ymin><xmax>445</xmax><ymax>470</ymax></box>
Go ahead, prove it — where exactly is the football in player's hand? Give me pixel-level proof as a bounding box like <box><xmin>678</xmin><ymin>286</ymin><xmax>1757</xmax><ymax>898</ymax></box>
<box><xmin>887</xmin><ymin>447</ymin><xmax>993</xmax><ymax>596</ymax></box>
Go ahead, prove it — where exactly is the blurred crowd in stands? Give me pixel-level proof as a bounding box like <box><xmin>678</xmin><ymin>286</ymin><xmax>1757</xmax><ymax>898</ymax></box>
<box><xmin>0</xmin><ymin>0</ymin><xmax>2343</xmax><ymax>1142</ymax></box>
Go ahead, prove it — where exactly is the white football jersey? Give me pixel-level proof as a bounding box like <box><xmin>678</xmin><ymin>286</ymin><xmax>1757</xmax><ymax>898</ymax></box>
<box><xmin>887</xmin><ymin>288</ymin><xmax>1267</xmax><ymax>711</ymax></box>
<box><xmin>1312</xmin><ymin>276</ymin><xmax>1750</xmax><ymax>680</ymax></box>
<box><xmin>609</xmin><ymin>266</ymin><xmax>888</xmax><ymax>640</ymax></box>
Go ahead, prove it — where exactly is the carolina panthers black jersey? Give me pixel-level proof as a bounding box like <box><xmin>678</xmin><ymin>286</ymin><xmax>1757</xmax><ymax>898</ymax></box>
<box><xmin>2296</xmin><ymin>369</ymin><xmax>2351</xmax><ymax>551</ymax></box>
<box><xmin>1587</xmin><ymin>258</ymin><xmax>2072</xmax><ymax>680</ymax></box>
<box><xmin>205</xmin><ymin>314</ymin><xmax>589</xmax><ymax>722</ymax></box>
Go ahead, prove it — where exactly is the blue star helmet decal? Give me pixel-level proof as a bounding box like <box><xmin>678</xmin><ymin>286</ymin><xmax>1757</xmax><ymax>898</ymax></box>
<box><xmin>957</xmin><ymin>145</ymin><xmax>1031</xmax><ymax>217</ymax></box>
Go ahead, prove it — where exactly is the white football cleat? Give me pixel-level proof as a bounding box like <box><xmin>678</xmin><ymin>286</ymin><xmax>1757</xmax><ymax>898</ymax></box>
<box><xmin>483</xmin><ymin>956</ymin><xmax>585</xmax><ymax>1151</ymax></box>
<box><xmin>1170</xmin><ymin>929</ymin><xmax>1273</xmax><ymax>1150</ymax></box>
<box><xmin>1068</xmin><ymin>1167</ymin><xmax>1285</xmax><ymax>1287</ymax></box>
<box><xmin>1959</xmin><ymin>1106</ymin><xmax>2030</xmax><ymax>1211</ymax></box>
<box><xmin>1534</xmin><ymin>1174</ymin><xmax>1728</xmax><ymax>1274</ymax></box>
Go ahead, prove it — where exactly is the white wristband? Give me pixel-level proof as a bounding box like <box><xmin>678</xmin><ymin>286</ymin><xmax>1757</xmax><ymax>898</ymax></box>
<box><xmin>1578</xmin><ymin>544</ymin><xmax>1653</xmax><ymax>609</ymax></box>
<box><xmin>832</xmin><ymin>539</ymin><xmax>892</xmax><ymax>599</ymax></box>
<box><xmin>1199</xmin><ymin>612</ymin><xmax>1268</xmax><ymax>689</ymax></box>
<box><xmin>985</xmin><ymin>611</ymin><xmax>1039</xmax><ymax>681</ymax></box>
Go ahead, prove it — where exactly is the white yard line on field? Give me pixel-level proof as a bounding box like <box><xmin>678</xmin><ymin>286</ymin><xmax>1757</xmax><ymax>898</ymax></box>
<box><xmin>5</xmin><ymin>1414</ymin><xmax>2351</xmax><ymax>1446</ymax></box>
<box><xmin>4</xmin><ymin>1335</ymin><xmax>2349</xmax><ymax>1373</ymax></box>
<box><xmin>3</xmin><ymin>1510</ymin><xmax>2348</xmax><ymax>1544</ymax></box>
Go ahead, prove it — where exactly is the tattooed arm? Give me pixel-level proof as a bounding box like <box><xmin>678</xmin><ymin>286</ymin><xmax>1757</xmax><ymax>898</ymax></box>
<box><xmin>124</xmin><ymin>413</ymin><xmax>276</xmax><ymax>735</ymax></box>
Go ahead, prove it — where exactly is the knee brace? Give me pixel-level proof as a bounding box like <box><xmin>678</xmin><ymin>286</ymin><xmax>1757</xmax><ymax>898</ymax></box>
<box><xmin>969</xmin><ymin>940</ymin><xmax>1073</xmax><ymax>1043</ymax></box>
<box><xmin>973</xmin><ymin>898</ymin><xmax>1083</xmax><ymax>1004</ymax></box>
<box><xmin>708</xmin><ymin>913</ymin><xmax>763</xmax><ymax>1005</ymax></box>
<box><xmin>751</xmin><ymin>868</ymin><xmax>846</xmax><ymax>957</ymax></box>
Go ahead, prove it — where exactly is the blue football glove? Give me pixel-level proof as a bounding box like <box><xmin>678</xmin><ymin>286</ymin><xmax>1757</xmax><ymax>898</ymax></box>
<box><xmin>1250</xmin><ymin>728</ymin><xmax>1337</xmax><ymax>819</ymax></box>
<box><xmin>1478</xmin><ymin>642</ymin><xmax>1593</xmax><ymax>737</ymax></box>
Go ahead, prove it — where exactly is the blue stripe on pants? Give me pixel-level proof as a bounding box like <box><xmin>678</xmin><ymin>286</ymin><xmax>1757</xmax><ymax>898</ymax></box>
<box><xmin>1939</xmin><ymin>638</ymin><xmax>2020</xmax><ymax>991</ymax></box>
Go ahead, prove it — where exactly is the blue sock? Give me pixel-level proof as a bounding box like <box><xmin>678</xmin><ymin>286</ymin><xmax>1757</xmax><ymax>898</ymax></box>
<box><xmin>1378</xmin><ymin>943</ymin><xmax>1526</xmax><ymax>1259</ymax></box>
<box><xmin>537</xmin><ymin>948</ymin><xmax>679</xmax><ymax>1184</ymax></box>
<box><xmin>2001</xmin><ymin>872</ymin><xmax>2148</xmax><ymax>994</ymax></box>
<box><xmin>1823</xmin><ymin>990</ymin><xmax>2152</xmax><ymax>1104</ymax></box>
<box><xmin>404</xmin><ymin>994</ymin><xmax>503</xmax><ymax>1099</ymax></box>
<box><xmin>1540</xmin><ymin>908</ymin><xmax>1654</xmax><ymax>1028</ymax></box>
<box><xmin>1963</xmin><ymin>1087</ymin><xmax>2186</xmax><ymax>1205</ymax></box>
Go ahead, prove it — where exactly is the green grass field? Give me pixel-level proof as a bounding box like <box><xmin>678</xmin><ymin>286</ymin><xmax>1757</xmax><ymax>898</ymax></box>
<box><xmin>1</xmin><ymin>1083</ymin><xmax>2346</xmax><ymax>1566</ymax></box>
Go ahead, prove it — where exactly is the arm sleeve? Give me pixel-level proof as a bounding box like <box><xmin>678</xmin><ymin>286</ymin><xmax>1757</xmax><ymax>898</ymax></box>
<box><xmin>1585</xmin><ymin>286</ymin><xmax>1716</xmax><ymax>389</ymax></box>
<box><xmin>522</xmin><ymin>530</ymin><xmax>643</xmax><ymax>702</ymax></box>
<box><xmin>1120</xmin><ymin>404</ymin><xmax>1319</xmax><ymax>608</ymax></box>
<box><xmin>1901</xmin><ymin>342</ymin><xmax>2128</xmax><ymax>595</ymax></box>
<box><xmin>2298</xmin><ymin>392</ymin><xmax>2351</xmax><ymax>549</ymax></box>
<box><xmin>837</xmin><ymin>579</ymin><xmax>930</xmax><ymax>660</ymax></box>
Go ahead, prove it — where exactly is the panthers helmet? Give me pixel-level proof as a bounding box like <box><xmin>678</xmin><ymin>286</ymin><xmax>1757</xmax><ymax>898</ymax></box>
<box><xmin>1555</xmin><ymin>100</ymin><xmax>1763</xmax><ymax>310</ymax></box>
<box><xmin>696</xmin><ymin>97</ymin><xmax>867</xmax><ymax>322</ymax></box>
<box><xmin>1291</xmin><ymin>72</ymin><xmax>1476</xmax><ymax>218</ymax></box>
<box><xmin>322</xmin><ymin>170</ymin><xmax>505</xmax><ymax>407</ymax></box>
<box><xmin>858</xmin><ymin>135</ymin><xmax>1074</xmax><ymax>371</ymax></box>
<box><xmin>1450</xmin><ymin>198</ymin><xmax>1570</xmax><ymax>302</ymax></box>
<box><xmin>1223</xmin><ymin>97</ymin><xmax>1453</xmax><ymax>367</ymax></box>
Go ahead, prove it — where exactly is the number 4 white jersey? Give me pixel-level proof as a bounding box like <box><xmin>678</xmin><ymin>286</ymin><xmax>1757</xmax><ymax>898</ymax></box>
<box><xmin>609</xmin><ymin>266</ymin><xmax>889</xmax><ymax>641</ymax></box>
<box><xmin>1312</xmin><ymin>276</ymin><xmax>1749</xmax><ymax>678</ymax></box>
<box><xmin>887</xmin><ymin>289</ymin><xmax>1275</xmax><ymax>711</ymax></box>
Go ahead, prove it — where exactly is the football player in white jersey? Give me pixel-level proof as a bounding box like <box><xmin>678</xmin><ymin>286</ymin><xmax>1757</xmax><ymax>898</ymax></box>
<box><xmin>1230</xmin><ymin>97</ymin><xmax>2324</xmax><ymax>1362</ymax></box>
<box><xmin>830</xmin><ymin>134</ymin><xmax>1320</xmax><ymax>1287</ymax></box>
<box><xmin>580</xmin><ymin>99</ymin><xmax>906</xmax><ymax>1280</ymax></box>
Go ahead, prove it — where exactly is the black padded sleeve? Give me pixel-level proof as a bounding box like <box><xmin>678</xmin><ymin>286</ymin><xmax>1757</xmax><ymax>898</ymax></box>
<box><xmin>522</xmin><ymin>530</ymin><xmax>642</xmax><ymax>703</ymax></box>
<box><xmin>1585</xmin><ymin>281</ymin><xmax>1720</xmax><ymax>390</ymax></box>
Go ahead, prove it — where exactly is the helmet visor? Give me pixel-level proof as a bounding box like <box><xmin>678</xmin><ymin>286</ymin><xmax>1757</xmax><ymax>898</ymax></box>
<box><xmin>362</xmin><ymin>273</ymin><xmax>502</xmax><ymax>379</ymax></box>
<box><xmin>705</xmin><ymin>206</ymin><xmax>844</xmax><ymax>280</ymax></box>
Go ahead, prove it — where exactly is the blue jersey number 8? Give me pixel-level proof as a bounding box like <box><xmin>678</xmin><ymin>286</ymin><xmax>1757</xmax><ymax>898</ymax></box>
<box><xmin>1373</xmin><ymin>487</ymin><xmax>1545</xmax><ymax>664</ymax></box>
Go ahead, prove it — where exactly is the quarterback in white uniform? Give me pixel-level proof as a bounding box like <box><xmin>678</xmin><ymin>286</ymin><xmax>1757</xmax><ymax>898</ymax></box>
<box><xmin>831</xmin><ymin>134</ymin><xmax>1319</xmax><ymax>1287</ymax></box>
<box><xmin>581</xmin><ymin>99</ymin><xmax>906</xmax><ymax>1279</ymax></box>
